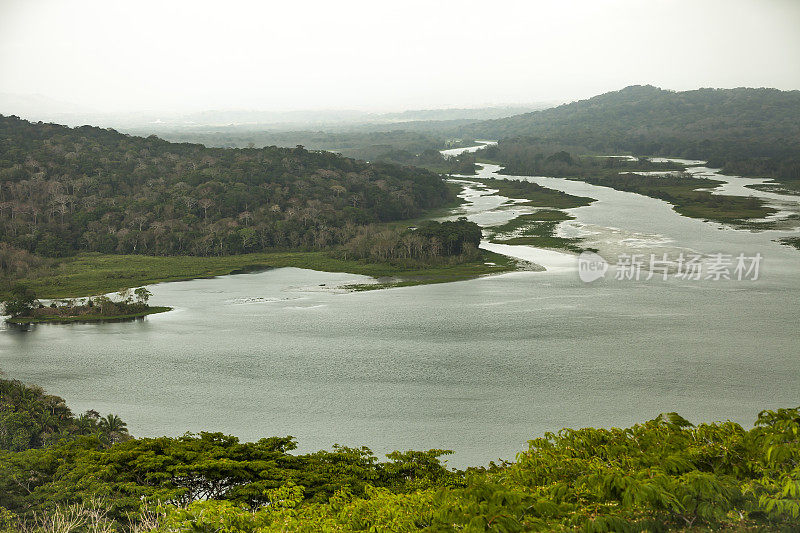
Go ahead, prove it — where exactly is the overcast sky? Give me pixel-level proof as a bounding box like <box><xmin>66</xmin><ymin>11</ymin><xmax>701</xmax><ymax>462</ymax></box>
<box><xmin>1</xmin><ymin>0</ymin><xmax>799</xmax><ymax>113</ymax></box>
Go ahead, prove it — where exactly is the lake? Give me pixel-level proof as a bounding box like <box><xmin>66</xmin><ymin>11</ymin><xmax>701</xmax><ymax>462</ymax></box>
<box><xmin>2</xmin><ymin>149</ymin><xmax>798</xmax><ymax>468</ymax></box>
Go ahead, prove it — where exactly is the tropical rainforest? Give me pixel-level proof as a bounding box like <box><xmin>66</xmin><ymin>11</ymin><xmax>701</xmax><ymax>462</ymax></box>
<box><xmin>0</xmin><ymin>114</ymin><xmax>457</xmax><ymax>259</ymax></box>
<box><xmin>462</xmin><ymin>86</ymin><xmax>800</xmax><ymax>187</ymax></box>
<box><xmin>0</xmin><ymin>376</ymin><xmax>798</xmax><ymax>532</ymax></box>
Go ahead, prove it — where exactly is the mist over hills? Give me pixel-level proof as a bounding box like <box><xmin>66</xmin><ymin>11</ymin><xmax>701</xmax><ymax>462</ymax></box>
<box><xmin>0</xmin><ymin>93</ymin><xmax>550</xmax><ymax>132</ymax></box>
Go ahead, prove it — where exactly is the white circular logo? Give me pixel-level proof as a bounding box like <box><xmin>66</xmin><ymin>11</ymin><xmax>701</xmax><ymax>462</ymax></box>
<box><xmin>578</xmin><ymin>251</ymin><xmax>608</xmax><ymax>282</ymax></box>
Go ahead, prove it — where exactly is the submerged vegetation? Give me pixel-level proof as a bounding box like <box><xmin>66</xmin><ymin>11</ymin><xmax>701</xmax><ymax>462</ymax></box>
<box><xmin>0</xmin><ymin>376</ymin><xmax>798</xmax><ymax>531</ymax></box>
<box><xmin>460</xmin><ymin>177</ymin><xmax>595</xmax><ymax>253</ymax></box>
<box><xmin>778</xmin><ymin>236</ymin><xmax>800</xmax><ymax>251</ymax></box>
<box><xmin>487</xmin><ymin>210</ymin><xmax>590</xmax><ymax>253</ymax></box>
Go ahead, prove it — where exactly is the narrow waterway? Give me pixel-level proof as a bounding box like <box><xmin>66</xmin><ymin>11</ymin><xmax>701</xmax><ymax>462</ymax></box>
<box><xmin>442</xmin><ymin>149</ymin><xmax>799</xmax><ymax>276</ymax></box>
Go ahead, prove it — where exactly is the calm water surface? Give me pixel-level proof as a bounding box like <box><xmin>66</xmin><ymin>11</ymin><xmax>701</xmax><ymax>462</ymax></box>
<box><xmin>1</xmin><ymin>151</ymin><xmax>798</xmax><ymax>468</ymax></box>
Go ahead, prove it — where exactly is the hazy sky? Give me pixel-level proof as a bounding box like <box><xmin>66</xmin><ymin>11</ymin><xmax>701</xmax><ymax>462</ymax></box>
<box><xmin>1</xmin><ymin>0</ymin><xmax>799</xmax><ymax>113</ymax></box>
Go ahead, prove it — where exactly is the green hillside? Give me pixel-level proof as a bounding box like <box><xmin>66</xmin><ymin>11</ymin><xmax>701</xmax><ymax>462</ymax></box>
<box><xmin>463</xmin><ymin>85</ymin><xmax>800</xmax><ymax>184</ymax></box>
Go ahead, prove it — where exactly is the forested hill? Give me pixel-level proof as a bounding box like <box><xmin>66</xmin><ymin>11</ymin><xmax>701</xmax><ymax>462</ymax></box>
<box><xmin>0</xmin><ymin>115</ymin><xmax>453</xmax><ymax>259</ymax></box>
<box><xmin>461</xmin><ymin>85</ymin><xmax>800</xmax><ymax>181</ymax></box>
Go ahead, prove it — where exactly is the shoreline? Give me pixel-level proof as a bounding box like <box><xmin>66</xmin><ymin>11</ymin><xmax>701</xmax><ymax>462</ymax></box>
<box><xmin>10</xmin><ymin>249</ymin><xmax>521</xmax><ymax>300</ymax></box>
<box><xmin>5</xmin><ymin>165</ymin><xmax>533</xmax><ymax>299</ymax></box>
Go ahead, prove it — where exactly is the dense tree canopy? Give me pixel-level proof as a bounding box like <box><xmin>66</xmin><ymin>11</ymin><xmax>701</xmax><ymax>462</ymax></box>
<box><xmin>0</xmin><ymin>115</ymin><xmax>454</xmax><ymax>263</ymax></box>
<box><xmin>341</xmin><ymin>218</ymin><xmax>482</xmax><ymax>264</ymax></box>
<box><xmin>0</xmin><ymin>376</ymin><xmax>130</xmax><ymax>452</ymax></box>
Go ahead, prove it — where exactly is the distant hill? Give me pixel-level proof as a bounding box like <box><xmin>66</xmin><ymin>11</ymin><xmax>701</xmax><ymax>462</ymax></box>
<box><xmin>178</xmin><ymin>105</ymin><xmax>546</xmax><ymax>126</ymax></box>
<box><xmin>462</xmin><ymin>86</ymin><xmax>800</xmax><ymax>181</ymax></box>
<box><xmin>0</xmin><ymin>98</ymin><xmax>549</xmax><ymax>132</ymax></box>
<box><xmin>377</xmin><ymin>105</ymin><xmax>550</xmax><ymax>123</ymax></box>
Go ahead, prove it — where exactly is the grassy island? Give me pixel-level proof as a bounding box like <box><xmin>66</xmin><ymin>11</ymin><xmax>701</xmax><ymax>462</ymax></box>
<box><xmin>458</xmin><ymin>178</ymin><xmax>596</xmax><ymax>253</ymax></box>
<box><xmin>577</xmin><ymin>172</ymin><xmax>777</xmax><ymax>222</ymax></box>
<box><xmin>487</xmin><ymin>210</ymin><xmax>591</xmax><ymax>253</ymax></box>
<box><xmin>471</xmin><ymin>176</ymin><xmax>595</xmax><ymax>209</ymax></box>
<box><xmin>3</xmin><ymin>285</ymin><xmax>170</xmax><ymax>324</ymax></box>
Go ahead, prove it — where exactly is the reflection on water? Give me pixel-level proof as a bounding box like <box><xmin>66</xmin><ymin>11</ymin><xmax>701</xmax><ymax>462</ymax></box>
<box><xmin>1</xmin><ymin>149</ymin><xmax>798</xmax><ymax>468</ymax></box>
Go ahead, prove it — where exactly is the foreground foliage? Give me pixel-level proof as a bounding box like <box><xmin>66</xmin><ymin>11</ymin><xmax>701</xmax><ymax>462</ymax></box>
<box><xmin>0</xmin><ymin>376</ymin><xmax>130</xmax><ymax>452</ymax></box>
<box><xmin>1</xmin><ymin>377</ymin><xmax>798</xmax><ymax>531</ymax></box>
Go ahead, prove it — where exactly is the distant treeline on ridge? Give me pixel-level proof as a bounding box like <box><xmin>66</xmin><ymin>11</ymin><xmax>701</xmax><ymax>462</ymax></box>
<box><xmin>461</xmin><ymin>85</ymin><xmax>800</xmax><ymax>183</ymax></box>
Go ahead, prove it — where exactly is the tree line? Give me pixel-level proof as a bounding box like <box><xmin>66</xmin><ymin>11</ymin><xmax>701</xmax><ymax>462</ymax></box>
<box><xmin>339</xmin><ymin>218</ymin><xmax>482</xmax><ymax>264</ymax></box>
